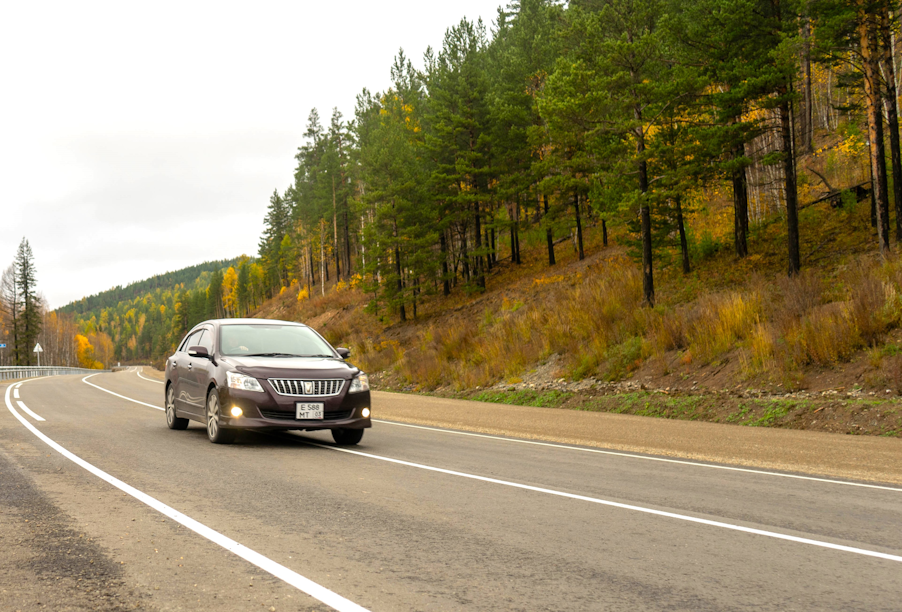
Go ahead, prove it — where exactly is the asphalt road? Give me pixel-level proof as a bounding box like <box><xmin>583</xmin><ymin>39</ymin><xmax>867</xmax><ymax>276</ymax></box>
<box><xmin>1</xmin><ymin>370</ymin><xmax>901</xmax><ymax>611</ymax></box>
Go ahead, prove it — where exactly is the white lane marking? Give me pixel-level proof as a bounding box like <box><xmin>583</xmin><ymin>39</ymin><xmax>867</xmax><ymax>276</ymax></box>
<box><xmin>136</xmin><ymin>367</ymin><xmax>163</xmax><ymax>384</ymax></box>
<box><xmin>13</xmin><ymin>388</ymin><xmax>19</xmax><ymax>398</ymax></box>
<box><xmin>17</xmin><ymin>401</ymin><xmax>45</xmax><ymax>422</ymax></box>
<box><xmin>374</xmin><ymin>419</ymin><xmax>902</xmax><ymax>493</ymax></box>
<box><xmin>5</xmin><ymin>383</ymin><xmax>369</xmax><ymax>612</ymax></box>
<box><xmin>82</xmin><ymin>374</ymin><xmax>163</xmax><ymax>411</ymax></box>
<box><xmin>314</xmin><ymin>441</ymin><xmax>902</xmax><ymax>564</ymax></box>
<box><xmin>70</xmin><ymin>380</ymin><xmax>902</xmax><ymax>564</ymax></box>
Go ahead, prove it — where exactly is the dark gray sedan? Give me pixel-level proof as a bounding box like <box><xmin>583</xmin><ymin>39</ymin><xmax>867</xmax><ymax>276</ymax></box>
<box><xmin>164</xmin><ymin>318</ymin><xmax>371</xmax><ymax>444</ymax></box>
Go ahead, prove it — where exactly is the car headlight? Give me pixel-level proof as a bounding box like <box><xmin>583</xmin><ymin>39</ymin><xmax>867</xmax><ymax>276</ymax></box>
<box><xmin>227</xmin><ymin>371</ymin><xmax>264</xmax><ymax>393</ymax></box>
<box><xmin>348</xmin><ymin>373</ymin><xmax>369</xmax><ymax>394</ymax></box>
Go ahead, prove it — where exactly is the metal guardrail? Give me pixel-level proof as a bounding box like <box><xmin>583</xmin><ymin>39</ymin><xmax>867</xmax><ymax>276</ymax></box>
<box><xmin>0</xmin><ymin>366</ymin><xmax>110</xmax><ymax>381</ymax></box>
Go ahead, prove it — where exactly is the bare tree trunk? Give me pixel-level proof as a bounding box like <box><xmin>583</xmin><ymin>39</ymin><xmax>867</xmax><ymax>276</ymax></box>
<box><xmin>861</xmin><ymin>6</ymin><xmax>892</xmax><ymax>253</ymax></box>
<box><xmin>323</xmin><ymin>225</ymin><xmax>330</xmax><ymax>284</ymax></box>
<box><xmin>778</xmin><ymin>94</ymin><xmax>801</xmax><ymax>275</ymax></box>
<box><xmin>509</xmin><ymin>199</ymin><xmax>521</xmax><ymax>265</ymax></box>
<box><xmin>460</xmin><ymin>223</ymin><xmax>470</xmax><ymax>282</ymax></box>
<box><xmin>574</xmin><ymin>191</ymin><xmax>585</xmax><ymax>260</ymax></box>
<box><xmin>636</xmin><ymin>119</ymin><xmax>654</xmax><ymax>306</ymax></box>
<box><xmin>881</xmin><ymin>6</ymin><xmax>902</xmax><ymax>240</ymax></box>
<box><xmin>800</xmin><ymin>16</ymin><xmax>814</xmax><ymax>153</ymax></box>
<box><xmin>395</xmin><ymin>247</ymin><xmax>405</xmax><ymax>322</ymax></box>
<box><xmin>344</xmin><ymin>207</ymin><xmax>352</xmax><ymax>277</ymax></box>
<box><xmin>490</xmin><ymin>227</ymin><xmax>496</xmax><ymax>265</ymax></box>
<box><xmin>332</xmin><ymin>177</ymin><xmax>341</xmax><ymax>281</ymax></box>
<box><xmin>473</xmin><ymin>202</ymin><xmax>485</xmax><ymax>290</ymax></box>
<box><xmin>675</xmin><ymin>195</ymin><xmax>691</xmax><ymax>274</ymax></box>
<box><xmin>732</xmin><ymin>143</ymin><xmax>750</xmax><ymax>258</ymax></box>
<box><xmin>543</xmin><ymin>194</ymin><xmax>555</xmax><ymax>265</ymax></box>
<box><xmin>440</xmin><ymin>229</ymin><xmax>450</xmax><ymax>296</ymax></box>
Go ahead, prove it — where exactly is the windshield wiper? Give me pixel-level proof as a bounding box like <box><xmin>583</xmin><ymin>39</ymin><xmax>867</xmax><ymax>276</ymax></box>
<box><xmin>244</xmin><ymin>353</ymin><xmax>303</xmax><ymax>357</ymax></box>
<box><xmin>297</xmin><ymin>354</ymin><xmax>335</xmax><ymax>358</ymax></box>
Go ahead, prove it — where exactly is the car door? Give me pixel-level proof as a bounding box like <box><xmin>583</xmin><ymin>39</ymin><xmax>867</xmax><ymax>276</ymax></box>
<box><xmin>175</xmin><ymin>330</ymin><xmax>203</xmax><ymax>414</ymax></box>
<box><xmin>187</xmin><ymin>327</ymin><xmax>215</xmax><ymax>411</ymax></box>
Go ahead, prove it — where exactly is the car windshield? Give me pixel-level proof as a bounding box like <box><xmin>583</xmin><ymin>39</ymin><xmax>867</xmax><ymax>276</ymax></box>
<box><xmin>219</xmin><ymin>324</ymin><xmax>335</xmax><ymax>358</ymax></box>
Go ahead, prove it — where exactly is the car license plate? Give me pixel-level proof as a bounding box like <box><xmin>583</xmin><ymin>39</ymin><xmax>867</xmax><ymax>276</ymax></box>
<box><xmin>296</xmin><ymin>402</ymin><xmax>324</xmax><ymax>419</ymax></box>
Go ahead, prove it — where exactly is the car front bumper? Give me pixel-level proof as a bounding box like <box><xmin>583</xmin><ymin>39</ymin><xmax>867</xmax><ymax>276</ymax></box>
<box><xmin>220</xmin><ymin>386</ymin><xmax>371</xmax><ymax>431</ymax></box>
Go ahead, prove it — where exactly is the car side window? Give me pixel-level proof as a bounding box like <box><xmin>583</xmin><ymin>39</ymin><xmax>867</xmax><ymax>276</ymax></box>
<box><xmin>197</xmin><ymin>329</ymin><xmax>214</xmax><ymax>354</ymax></box>
<box><xmin>177</xmin><ymin>333</ymin><xmax>191</xmax><ymax>353</ymax></box>
<box><xmin>180</xmin><ymin>331</ymin><xmax>201</xmax><ymax>353</ymax></box>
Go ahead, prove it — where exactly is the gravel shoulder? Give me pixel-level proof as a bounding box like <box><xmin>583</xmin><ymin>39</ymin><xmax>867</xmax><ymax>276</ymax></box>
<box><xmin>373</xmin><ymin>390</ymin><xmax>902</xmax><ymax>485</ymax></box>
<box><xmin>0</xmin><ymin>441</ymin><xmax>152</xmax><ymax>611</ymax></box>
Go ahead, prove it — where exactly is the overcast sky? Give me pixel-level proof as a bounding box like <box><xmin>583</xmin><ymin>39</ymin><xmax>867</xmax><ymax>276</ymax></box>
<box><xmin>0</xmin><ymin>0</ymin><xmax>504</xmax><ymax>309</ymax></box>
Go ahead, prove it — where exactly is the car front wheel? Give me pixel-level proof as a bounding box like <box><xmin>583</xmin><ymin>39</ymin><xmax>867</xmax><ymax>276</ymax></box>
<box><xmin>331</xmin><ymin>428</ymin><xmax>363</xmax><ymax>445</ymax></box>
<box><xmin>205</xmin><ymin>389</ymin><xmax>235</xmax><ymax>444</ymax></box>
<box><xmin>165</xmin><ymin>384</ymin><xmax>189</xmax><ymax>430</ymax></box>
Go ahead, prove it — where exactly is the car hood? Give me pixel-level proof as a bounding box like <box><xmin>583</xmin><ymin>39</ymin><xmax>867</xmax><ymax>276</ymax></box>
<box><xmin>222</xmin><ymin>356</ymin><xmax>360</xmax><ymax>379</ymax></box>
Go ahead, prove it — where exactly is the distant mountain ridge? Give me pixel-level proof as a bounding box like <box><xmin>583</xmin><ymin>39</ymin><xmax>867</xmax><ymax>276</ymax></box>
<box><xmin>60</xmin><ymin>258</ymin><xmax>241</xmax><ymax>316</ymax></box>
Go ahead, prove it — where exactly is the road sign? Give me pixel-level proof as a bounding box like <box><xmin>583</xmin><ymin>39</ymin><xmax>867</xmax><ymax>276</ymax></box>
<box><xmin>0</xmin><ymin>344</ymin><xmax>6</xmax><ymax>348</ymax></box>
<box><xmin>33</xmin><ymin>343</ymin><xmax>43</xmax><ymax>353</ymax></box>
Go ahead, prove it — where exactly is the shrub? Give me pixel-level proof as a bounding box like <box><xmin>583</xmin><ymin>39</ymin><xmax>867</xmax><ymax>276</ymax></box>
<box><xmin>846</xmin><ymin>262</ymin><xmax>889</xmax><ymax>345</ymax></box>
<box><xmin>742</xmin><ymin>321</ymin><xmax>776</xmax><ymax>375</ymax></box>
<box><xmin>603</xmin><ymin>336</ymin><xmax>646</xmax><ymax>381</ymax></box>
<box><xmin>771</xmin><ymin>269</ymin><xmax>823</xmax><ymax>333</ymax></box>
<box><xmin>783</xmin><ymin>304</ymin><xmax>859</xmax><ymax>366</ymax></box>
<box><xmin>687</xmin><ymin>291</ymin><xmax>761</xmax><ymax>362</ymax></box>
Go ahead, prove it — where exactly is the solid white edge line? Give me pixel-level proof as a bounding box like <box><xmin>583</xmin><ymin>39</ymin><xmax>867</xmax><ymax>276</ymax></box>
<box><xmin>373</xmin><ymin>419</ymin><xmax>902</xmax><ymax>493</ymax></box>
<box><xmin>82</xmin><ymin>373</ymin><xmax>164</xmax><ymax>411</ymax></box>
<box><xmin>136</xmin><ymin>367</ymin><xmax>163</xmax><ymax>384</ymax></box>
<box><xmin>312</xmin><ymin>441</ymin><xmax>902</xmax><ymax>564</ymax></box>
<box><xmin>17</xmin><ymin>400</ymin><xmax>45</xmax><ymax>422</ymax></box>
<box><xmin>67</xmin><ymin>378</ymin><xmax>902</xmax><ymax>564</ymax></box>
<box><xmin>4</xmin><ymin>380</ymin><xmax>369</xmax><ymax>612</ymax></box>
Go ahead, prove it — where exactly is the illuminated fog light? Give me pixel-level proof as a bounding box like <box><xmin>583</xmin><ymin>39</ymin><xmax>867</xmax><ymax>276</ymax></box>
<box><xmin>362</xmin><ymin>407</ymin><xmax>371</xmax><ymax>418</ymax></box>
<box><xmin>230</xmin><ymin>406</ymin><xmax>244</xmax><ymax>417</ymax></box>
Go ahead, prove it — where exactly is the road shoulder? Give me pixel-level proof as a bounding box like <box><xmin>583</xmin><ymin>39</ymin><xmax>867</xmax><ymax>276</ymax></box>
<box><xmin>373</xmin><ymin>390</ymin><xmax>902</xmax><ymax>485</ymax></box>
<box><xmin>0</xmin><ymin>443</ymin><xmax>152</xmax><ymax>611</ymax></box>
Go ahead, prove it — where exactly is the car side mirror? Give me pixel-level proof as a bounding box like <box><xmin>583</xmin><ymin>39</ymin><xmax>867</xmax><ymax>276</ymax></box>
<box><xmin>188</xmin><ymin>346</ymin><xmax>210</xmax><ymax>359</ymax></box>
<box><xmin>336</xmin><ymin>347</ymin><xmax>350</xmax><ymax>359</ymax></box>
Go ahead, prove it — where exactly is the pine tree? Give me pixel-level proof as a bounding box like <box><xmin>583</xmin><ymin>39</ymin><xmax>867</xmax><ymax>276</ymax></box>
<box><xmin>15</xmin><ymin>238</ymin><xmax>41</xmax><ymax>365</ymax></box>
<box><xmin>206</xmin><ymin>269</ymin><xmax>225</xmax><ymax>319</ymax></box>
<box><xmin>548</xmin><ymin>0</ymin><xmax>673</xmax><ymax>305</ymax></box>
<box><xmin>356</xmin><ymin>51</ymin><xmax>437</xmax><ymax>320</ymax></box>
<box><xmin>237</xmin><ymin>258</ymin><xmax>251</xmax><ymax>317</ymax></box>
<box><xmin>487</xmin><ymin>0</ymin><xmax>565</xmax><ymax>267</ymax></box>
<box><xmin>672</xmin><ymin>0</ymin><xmax>805</xmax><ymax>273</ymax></box>
<box><xmin>259</xmin><ymin>190</ymin><xmax>291</xmax><ymax>295</ymax></box>
<box><xmin>425</xmin><ymin>19</ymin><xmax>494</xmax><ymax>292</ymax></box>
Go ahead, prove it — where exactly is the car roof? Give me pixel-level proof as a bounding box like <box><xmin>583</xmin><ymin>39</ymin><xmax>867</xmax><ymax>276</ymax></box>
<box><xmin>192</xmin><ymin>318</ymin><xmax>309</xmax><ymax>329</ymax></box>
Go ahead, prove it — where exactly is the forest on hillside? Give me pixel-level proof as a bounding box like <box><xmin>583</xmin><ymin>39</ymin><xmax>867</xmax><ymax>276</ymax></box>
<box><xmin>255</xmin><ymin>0</ymin><xmax>899</xmax><ymax>319</ymax></box>
<box><xmin>11</xmin><ymin>0</ymin><xmax>902</xmax><ymax>378</ymax></box>
<box><xmin>56</xmin><ymin>257</ymin><xmax>263</xmax><ymax>367</ymax></box>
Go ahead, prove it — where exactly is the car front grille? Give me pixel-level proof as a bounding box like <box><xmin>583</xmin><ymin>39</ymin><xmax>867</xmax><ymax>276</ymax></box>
<box><xmin>268</xmin><ymin>378</ymin><xmax>344</xmax><ymax>397</ymax></box>
<box><xmin>259</xmin><ymin>409</ymin><xmax>354</xmax><ymax>421</ymax></box>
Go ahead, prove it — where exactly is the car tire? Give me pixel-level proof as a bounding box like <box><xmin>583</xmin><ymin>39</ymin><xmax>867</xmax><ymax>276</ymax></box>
<box><xmin>205</xmin><ymin>388</ymin><xmax>235</xmax><ymax>444</ymax></box>
<box><xmin>331</xmin><ymin>428</ymin><xmax>363</xmax><ymax>445</ymax></box>
<box><xmin>165</xmin><ymin>384</ymin><xmax>189</xmax><ymax>430</ymax></box>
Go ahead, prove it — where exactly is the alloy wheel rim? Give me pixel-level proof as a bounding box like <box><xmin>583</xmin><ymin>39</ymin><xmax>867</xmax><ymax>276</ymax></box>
<box><xmin>207</xmin><ymin>395</ymin><xmax>219</xmax><ymax>439</ymax></box>
<box><xmin>166</xmin><ymin>388</ymin><xmax>174</xmax><ymax>425</ymax></box>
